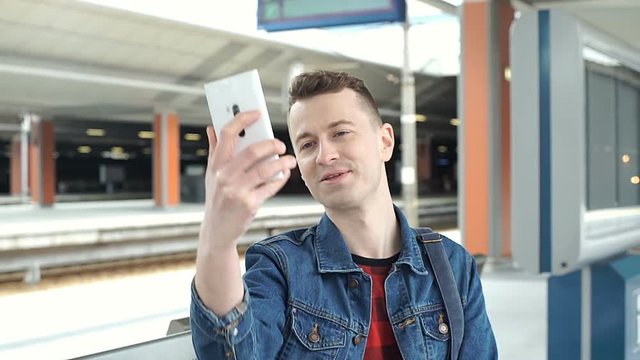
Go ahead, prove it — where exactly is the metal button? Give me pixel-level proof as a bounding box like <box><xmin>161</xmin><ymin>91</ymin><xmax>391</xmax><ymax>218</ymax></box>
<box><xmin>231</xmin><ymin>327</ymin><xmax>238</xmax><ymax>337</ymax></box>
<box><xmin>308</xmin><ymin>331</ymin><xmax>320</xmax><ymax>343</ymax></box>
<box><xmin>438</xmin><ymin>322</ymin><xmax>449</xmax><ymax>335</ymax></box>
<box><xmin>308</xmin><ymin>323</ymin><xmax>320</xmax><ymax>343</ymax></box>
<box><xmin>353</xmin><ymin>335</ymin><xmax>363</xmax><ymax>346</ymax></box>
<box><xmin>348</xmin><ymin>278</ymin><xmax>359</xmax><ymax>288</ymax></box>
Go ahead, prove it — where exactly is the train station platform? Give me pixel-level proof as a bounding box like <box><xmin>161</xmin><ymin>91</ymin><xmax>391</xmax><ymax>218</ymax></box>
<box><xmin>0</xmin><ymin>194</ymin><xmax>530</xmax><ymax>359</ymax></box>
<box><xmin>0</xmin><ymin>194</ymin><xmax>544</xmax><ymax>359</ymax></box>
<box><xmin>0</xmin><ymin>237</ymin><xmax>544</xmax><ymax>360</ymax></box>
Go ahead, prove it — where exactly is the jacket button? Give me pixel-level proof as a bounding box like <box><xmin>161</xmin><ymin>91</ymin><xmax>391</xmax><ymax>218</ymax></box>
<box><xmin>308</xmin><ymin>324</ymin><xmax>321</xmax><ymax>344</ymax></box>
<box><xmin>439</xmin><ymin>323</ymin><xmax>449</xmax><ymax>335</ymax></box>
<box><xmin>308</xmin><ymin>331</ymin><xmax>320</xmax><ymax>343</ymax></box>
<box><xmin>353</xmin><ymin>335</ymin><xmax>363</xmax><ymax>345</ymax></box>
<box><xmin>348</xmin><ymin>278</ymin><xmax>359</xmax><ymax>288</ymax></box>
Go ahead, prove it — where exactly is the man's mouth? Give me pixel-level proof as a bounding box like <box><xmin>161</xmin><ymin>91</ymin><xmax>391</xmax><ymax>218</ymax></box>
<box><xmin>321</xmin><ymin>170</ymin><xmax>350</xmax><ymax>182</ymax></box>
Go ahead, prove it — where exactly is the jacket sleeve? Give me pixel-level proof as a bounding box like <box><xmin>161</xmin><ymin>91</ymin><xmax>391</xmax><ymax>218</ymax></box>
<box><xmin>190</xmin><ymin>242</ymin><xmax>288</xmax><ymax>360</ymax></box>
<box><xmin>458</xmin><ymin>255</ymin><xmax>499</xmax><ymax>359</ymax></box>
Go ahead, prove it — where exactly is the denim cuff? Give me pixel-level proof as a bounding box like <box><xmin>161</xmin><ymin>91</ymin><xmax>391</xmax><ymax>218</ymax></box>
<box><xmin>190</xmin><ymin>278</ymin><xmax>253</xmax><ymax>345</ymax></box>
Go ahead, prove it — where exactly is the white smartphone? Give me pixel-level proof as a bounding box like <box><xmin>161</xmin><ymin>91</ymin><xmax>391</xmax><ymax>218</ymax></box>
<box><xmin>204</xmin><ymin>69</ymin><xmax>282</xmax><ymax>178</ymax></box>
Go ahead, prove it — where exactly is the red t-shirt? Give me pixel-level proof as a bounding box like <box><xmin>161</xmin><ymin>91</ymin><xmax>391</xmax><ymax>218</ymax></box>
<box><xmin>352</xmin><ymin>253</ymin><xmax>403</xmax><ymax>360</ymax></box>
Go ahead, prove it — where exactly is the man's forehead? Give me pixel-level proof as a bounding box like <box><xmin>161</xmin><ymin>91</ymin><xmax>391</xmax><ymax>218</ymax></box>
<box><xmin>289</xmin><ymin>89</ymin><xmax>359</xmax><ymax>120</ymax></box>
<box><xmin>289</xmin><ymin>104</ymin><xmax>354</xmax><ymax>136</ymax></box>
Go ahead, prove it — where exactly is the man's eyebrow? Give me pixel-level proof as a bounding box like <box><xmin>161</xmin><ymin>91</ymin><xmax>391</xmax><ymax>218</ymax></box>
<box><xmin>294</xmin><ymin>119</ymin><xmax>355</xmax><ymax>145</ymax></box>
<box><xmin>327</xmin><ymin>119</ymin><xmax>355</xmax><ymax>129</ymax></box>
<box><xmin>294</xmin><ymin>131</ymin><xmax>312</xmax><ymax>145</ymax></box>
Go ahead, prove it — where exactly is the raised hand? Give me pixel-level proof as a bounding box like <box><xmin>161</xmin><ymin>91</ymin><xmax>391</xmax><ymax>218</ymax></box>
<box><xmin>195</xmin><ymin>110</ymin><xmax>297</xmax><ymax>314</ymax></box>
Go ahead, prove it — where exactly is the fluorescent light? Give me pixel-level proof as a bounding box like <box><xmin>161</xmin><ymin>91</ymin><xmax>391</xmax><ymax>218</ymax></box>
<box><xmin>437</xmin><ymin>145</ymin><xmax>448</xmax><ymax>153</ymax></box>
<box><xmin>138</xmin><ymin>131</ymin><xmax>154</xmax><ymax>139</ymax></box>
<box><xmin>450</xmin><ymin>118</ymin><xmax>460</xmax><ymax>126</ymax></box>
<box><xmin>632</xmin><ymin>176</ymin><xmax>640</xmax><ymax>185</ymax></box>
<box><xmin>196</xmin><ymin>149</ymin><xmax>208</xmax><ymax>156</ymax></box>
<box><xmin>101</xmin><ymin>147</ymin><xmax>129</xmax><ymax>160</ymax></box>
<box><xmin>415</xmin><ymin>114</ymin><xmax>427</xmax><ymax>122</ymax></box>
<box><xmin>77</xmin><ymin>146</ymin><xmax>91</xmax><ymax>154</ymax></box>
<box><xmin>86</xmin><ymin>128</ymin><xmax>105</xmax><ymax>137</ymax></box>
<box><xmin>184</xmin><ymin>133</ymin><xmax>202</xmax><ymax>141</ymax></box>
<box><xmin>111</xmin><ymin>146</ymin><xmax>124</xmax><ymax>154</ymax></box>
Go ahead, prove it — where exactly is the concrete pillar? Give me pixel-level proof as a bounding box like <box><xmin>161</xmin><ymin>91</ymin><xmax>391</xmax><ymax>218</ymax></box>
<box><xmin>459</xmin><ymin>0</ymin><xmax>513</xmax><ymax>257</ymax></box>
<box><xmin>29</xmin><ymin>119</ymin><xmax>55</xmax><ymax>206</ymax></box>
<box><xmin>153</xmin><ymin>112</ymin><xmax>181</xmax><ymax>207</ymax></box>
<box><xmin>401</xmin><ymin>20</ymin><xmax>419</xmax><ymax>226</ymax></box>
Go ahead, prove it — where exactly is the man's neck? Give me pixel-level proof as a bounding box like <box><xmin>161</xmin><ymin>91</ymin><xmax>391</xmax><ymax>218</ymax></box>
<box><xmin>325</xmin><ymin>194</ymin><xmax>401</xmax><ymax>259</ymax></box>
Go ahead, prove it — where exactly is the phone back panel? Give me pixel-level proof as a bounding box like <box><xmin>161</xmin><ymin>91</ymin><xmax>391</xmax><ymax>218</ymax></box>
<box><xmin>204</xmin><ymin>69</ymin><xmax>275</xmax><ymax>153</ymax></box>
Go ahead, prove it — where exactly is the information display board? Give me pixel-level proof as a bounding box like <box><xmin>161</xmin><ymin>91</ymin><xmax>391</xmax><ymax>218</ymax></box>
<box><xmin>257</xmin><ymin>0</ymin><xmax>406</xmax><ymax>32</ymax></box>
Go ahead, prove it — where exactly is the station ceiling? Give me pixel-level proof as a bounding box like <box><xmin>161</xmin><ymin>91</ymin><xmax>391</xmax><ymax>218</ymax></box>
<box><xmin>0</xmin><ymin>0</ymin><xmax>456</xmax><ymax>140</ymax></box>
<box><xmin>0</xmin><ymin>0</ymin><xmax>638</xmax><ymax>146</ymax></box>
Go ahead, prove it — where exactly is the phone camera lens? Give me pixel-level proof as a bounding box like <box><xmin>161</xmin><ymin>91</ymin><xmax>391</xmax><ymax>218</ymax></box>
<box><xmin>232</xmin><ymin>104</ymin><xmax>240</xmax><ymax>116</ymax></box>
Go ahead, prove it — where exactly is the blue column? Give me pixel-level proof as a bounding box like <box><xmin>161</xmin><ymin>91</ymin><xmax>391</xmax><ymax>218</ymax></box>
<box><xmin>548</xmin><ymin>269</ymin><xmax>582</xmax><ymax>360</ymax></box>
<box><xmin>591</xmin><ymin>255</ymin><xmax>640</xmax><ymax>360</ymax></box>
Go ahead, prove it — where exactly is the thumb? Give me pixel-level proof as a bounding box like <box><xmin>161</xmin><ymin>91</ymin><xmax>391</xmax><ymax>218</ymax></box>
<box><xmin>206</xmin><ymin>126</ymin><xmax>217</xmax><ymax>166</ymax></box>
<box><xmin>207</xmin><ymin>126</ymin><xmax>217</xmax><ymax>150</ymax></box>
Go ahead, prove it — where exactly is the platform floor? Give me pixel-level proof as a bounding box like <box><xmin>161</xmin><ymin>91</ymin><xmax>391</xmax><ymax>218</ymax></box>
<box><xmin>0</xmin><ymin>232</ymin><xmax>546</xmax><ymax>360</ymax></box>
<box><xmin>0</xmin><ymin>196</ymin><xmax>312</xmax><ymax>238</ymax></box>
<box><xmin>0</xmin><ymin>195</ymin><xmax>455</xmax><ymax>236</ymax></box>
<box><xmin>0</xmin><ymin>196</ymin><xmax>545</xmax><ymax>359</ymax></box>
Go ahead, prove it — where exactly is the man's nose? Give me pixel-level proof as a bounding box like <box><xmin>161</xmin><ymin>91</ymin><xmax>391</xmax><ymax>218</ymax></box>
<box><xmin>315</xmin><ymin>140</ymin><xmax>339</xmax><ymax>165</ymax></box>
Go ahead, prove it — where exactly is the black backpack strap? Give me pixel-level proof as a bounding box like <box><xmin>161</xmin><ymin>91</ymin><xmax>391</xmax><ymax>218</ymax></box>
<box><xmin>417</xmin><ymin>228</ymin><xmax>464</xmax><ymax>360</ymax></box>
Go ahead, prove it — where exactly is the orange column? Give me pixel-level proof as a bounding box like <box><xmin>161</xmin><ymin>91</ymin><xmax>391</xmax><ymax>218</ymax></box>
<box><xmin>29</xmin><ymin>120</ymin><xmax>56</xmax><ymax>206</ymax></box>
<box><xmin>461</xmin><ymin>0</ymin><xmax>513</xmax><ymax>256</ymax></box>
<box><xmin>153</xmin><ymin>112</ymin><xmax>181</xmax><ymax>207</ymax></box>
<box><xmin>10</xmin><ymin>135</ymin><xmax>22</xmax><ymax>195</ymax></box>
<box><xmin>417</xmin><ymin>142</ymin><xmax>432</xmax><ymax>183</ymax></box>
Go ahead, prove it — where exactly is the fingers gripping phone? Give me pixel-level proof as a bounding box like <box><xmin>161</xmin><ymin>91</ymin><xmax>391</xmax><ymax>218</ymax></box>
<box><xmin>204</xmin><ymin>69</ymin><xmax>283</xmax><ymax>179</ymax></box>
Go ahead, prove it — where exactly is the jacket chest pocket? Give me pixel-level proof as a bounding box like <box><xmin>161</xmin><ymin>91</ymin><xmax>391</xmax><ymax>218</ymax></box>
<box><xmin>419</xmin><ymin>309</ymin><xmax>451</xmax><ymax>359</ymax></box>
<box><xmin>281</xmin><ymin>307</ymin><xmax>347</xmax><ymax>360</ymax></box>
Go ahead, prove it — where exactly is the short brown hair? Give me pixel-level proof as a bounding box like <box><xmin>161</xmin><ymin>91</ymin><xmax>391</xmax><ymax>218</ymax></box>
<box><xmin>288</xmin><ymin>70</ymin><xmax>381</xmax><ymax>123</ymax></box>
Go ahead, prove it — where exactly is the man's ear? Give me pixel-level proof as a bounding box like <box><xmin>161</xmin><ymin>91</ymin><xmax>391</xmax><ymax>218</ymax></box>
<box><xmin>380</xmin><ymin>123</ymin><xmax>395</xmax><ymax>162</ymax></box>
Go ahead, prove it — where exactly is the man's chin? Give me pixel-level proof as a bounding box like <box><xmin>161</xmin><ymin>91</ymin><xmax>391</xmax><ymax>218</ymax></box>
<box><xmin>316</xmin><ymin>193</ymin><xmax>360</xmax><ymax>211</ymax></box>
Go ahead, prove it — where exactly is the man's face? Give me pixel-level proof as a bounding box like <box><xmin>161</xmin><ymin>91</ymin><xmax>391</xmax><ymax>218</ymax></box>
<box><xmin>288</xmin><ymin>88</ymin><xmax>394</xmax><ymax>210</ymax></box>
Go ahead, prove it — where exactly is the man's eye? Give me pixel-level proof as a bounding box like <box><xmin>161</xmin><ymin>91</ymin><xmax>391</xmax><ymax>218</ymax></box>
<box><xmin>335</xmin><ymin>130</ymin><xmax>350</xmax><ymax>137</ymax></box>
<box><xmin>300</xmin><ymin>142</ymin><xmax>313</xmax><ymax>150</ymax></box>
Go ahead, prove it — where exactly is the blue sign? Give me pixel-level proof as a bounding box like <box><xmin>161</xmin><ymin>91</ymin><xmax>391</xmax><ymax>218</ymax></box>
<box><xmin>258</xmin><ymin>0</ymin><xmax>406</xmax><ymax>32</ymax></box>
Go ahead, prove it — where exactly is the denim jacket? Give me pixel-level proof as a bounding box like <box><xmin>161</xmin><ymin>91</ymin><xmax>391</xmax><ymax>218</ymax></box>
<box><xmin>191</xmin><ymin>206</ymin><xmax>498</xmax><ymax>359</ymax></box>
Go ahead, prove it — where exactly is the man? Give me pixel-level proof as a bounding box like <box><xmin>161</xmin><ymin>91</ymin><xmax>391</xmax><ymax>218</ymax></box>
<box><xmin>191</xmin><ymin>70</ymin><xmax>497</xmax><ymax>359</ymax></box>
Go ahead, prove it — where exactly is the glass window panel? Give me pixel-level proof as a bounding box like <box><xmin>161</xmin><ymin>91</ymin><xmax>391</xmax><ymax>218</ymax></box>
<box><xmin>586</xmin><ymin>69</ymin><xmax>618</xmax><ymax>210</ymax></box>
<box><xmin>616</xmin><ymin>81</ymin><xmax>640</xmax><ymax>206</ymax></box>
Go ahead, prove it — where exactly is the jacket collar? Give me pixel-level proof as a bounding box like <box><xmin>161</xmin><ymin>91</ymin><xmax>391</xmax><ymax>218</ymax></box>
<box><xmin>310</xmin><ymin>205</ymin><xmax>428</xmax><ymax>275</ymax></box>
